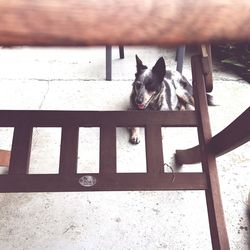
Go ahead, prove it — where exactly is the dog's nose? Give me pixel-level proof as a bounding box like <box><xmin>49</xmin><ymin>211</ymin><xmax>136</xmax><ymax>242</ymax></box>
<box><xmin>136</xmin><ymin>96</ymin><xmax>143</xmax><ymax>104</ymax></box>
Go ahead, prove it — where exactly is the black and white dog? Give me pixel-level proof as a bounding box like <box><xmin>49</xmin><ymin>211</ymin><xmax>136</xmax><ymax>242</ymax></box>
<box><xmin>129</xmin><ymin>55</ymin><xmax>195</xmax><ymax>144</ymax></box>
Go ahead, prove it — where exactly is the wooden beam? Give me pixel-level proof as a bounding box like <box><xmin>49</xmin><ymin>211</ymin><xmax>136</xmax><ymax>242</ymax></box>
<box><xmin>175</xmin><ymin>145</ymin><xmax>200</xmax><ymax>165</ymax></box>
<box><xmin>191</xmin><ymin>55</ymin><xmax>229</xmax><ymax>249</ymax></box>
<box><xmin>0</xmin><ymin>173</ymin><xmax>207</xmax><ymax>192</ymax></box>
<box><xmin>145</xmin><ymin>125</ymin><xmax>164</xmax><ymax>174</ymax></box>
<box><xmin>0</xmin><ymin>110</ymin><xmax>197</xmax><ymax>127</ymax></box>
<box><xmin>59</xmin><ymin>126</ymin><xmax>79</xmax><ymax>175</ymax></box>
<box><xmin>1</xmin><ymin>0</ymin><xmax>250</xmax><ymax>46</ymax></box>
<box><xmin>99</xmin><ymin>125</ymin><xmax>116</xmax><ymax>174</ymax></box>
<box><xmin>9</xmin><ymin>125</ymin><xmax>33</xmax><ymax>174</ymax></box>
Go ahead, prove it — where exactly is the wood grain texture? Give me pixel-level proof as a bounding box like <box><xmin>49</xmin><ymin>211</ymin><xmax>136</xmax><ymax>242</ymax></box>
<box><xmin>1</xmin><ymin>0</ymin><xmax>250</xmax><ymax>46</ymax></box>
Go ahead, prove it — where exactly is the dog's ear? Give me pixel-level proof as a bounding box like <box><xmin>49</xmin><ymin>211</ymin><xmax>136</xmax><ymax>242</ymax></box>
<box><xmin>135</xmin><ymin>55</ymin><xmax>147</xmax><ymax>72</ymax></box>
<box><xmin>152</xmin><ymin>57</ymin><xmax>166</xmax><ymax>79</ymax></box>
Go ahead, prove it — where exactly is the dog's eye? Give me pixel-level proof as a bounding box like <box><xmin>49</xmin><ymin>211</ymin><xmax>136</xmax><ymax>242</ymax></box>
<box><xmin>134</xmin><ymin>82</ymin><xmax>142</xmax><ymax>90</ymax></box>
<box><xmin>145</xmin><ymin>81</ymin><xmax>154</xmax><ymax>90</ymax></box>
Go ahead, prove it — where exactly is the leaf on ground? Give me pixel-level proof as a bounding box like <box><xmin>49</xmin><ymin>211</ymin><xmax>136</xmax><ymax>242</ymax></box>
<box><xmin>221</xmin><ymin>59</ymin><xmax>246</xmax><ymax>68</ymax></box>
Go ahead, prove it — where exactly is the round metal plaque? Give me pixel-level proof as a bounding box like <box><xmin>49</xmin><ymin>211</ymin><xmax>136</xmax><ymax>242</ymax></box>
<box><xmin>79</xmin><ymin>175</ymin><xmax>97</xmax><ymax>187</ymax></box>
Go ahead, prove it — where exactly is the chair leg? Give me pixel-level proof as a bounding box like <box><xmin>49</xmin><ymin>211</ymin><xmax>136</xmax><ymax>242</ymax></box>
<box><xmin>192</xmin><ymin>55</ymin><xmax>230</xmax><ymax>249</ymax></box>
<box><xmin>176</xmin><ymin>45</ymin><xmax>185</xmax><ymax>73</ymax></box>
<box><xmin>106</xmin><ymin>45</ymin><xmax>112</xmax><ymax>81</ymax></box>
<box><xmin>119</xmin><ymin>46</ymin><xmax>124</xmax><ymax>59</ymax></box>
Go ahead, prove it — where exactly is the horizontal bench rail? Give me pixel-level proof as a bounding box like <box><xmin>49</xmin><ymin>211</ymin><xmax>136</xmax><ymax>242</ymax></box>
<box><xmin>0</xmin><ymin>110</ymin><xmax>197</xmax><ymax>127</ymax></box>
<box><xmin>0</xmin><ymin>173</ymin><xmax>207</xmax><ymax>192</ymax></box>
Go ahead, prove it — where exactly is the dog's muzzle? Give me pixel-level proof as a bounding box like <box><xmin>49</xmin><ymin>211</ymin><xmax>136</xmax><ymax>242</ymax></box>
<box><xmin>136</xmin><ymin>91</ymin><xmax>156</xmax><ymax>110</ymax></box>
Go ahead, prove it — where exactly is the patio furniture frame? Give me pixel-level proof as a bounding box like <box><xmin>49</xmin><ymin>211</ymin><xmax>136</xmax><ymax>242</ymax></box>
<box><xmin>1</xmin><ymin>1</ymin><xmax>250</xmax><ymax>249</ymax></box>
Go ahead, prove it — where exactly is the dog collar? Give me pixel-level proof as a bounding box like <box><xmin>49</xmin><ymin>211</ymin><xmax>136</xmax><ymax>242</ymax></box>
<box><xmin>141</xmin><ymin>85</ymin><xmax>164</xmax><ymax>109</ymax></box>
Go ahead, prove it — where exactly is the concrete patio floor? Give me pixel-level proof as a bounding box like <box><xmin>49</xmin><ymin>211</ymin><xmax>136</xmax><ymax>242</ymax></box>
<box><xmin>0</xmin><ymin>46</ymin><xmax>249</xmax><ymax>249</ymax></box>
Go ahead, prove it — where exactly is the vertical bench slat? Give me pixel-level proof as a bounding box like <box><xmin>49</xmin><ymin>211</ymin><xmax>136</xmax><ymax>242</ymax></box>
<box><xmin>145</xmin><ymin>125</ymin><xmax>164</xmax><ymax>174</ymax></box>
<box><xmin>9</xmin><ymin>125</ymin><xmax>33</xmax><ymax>174</ymax></box>
<box><xmin>100</xmin><ymin>125</ymin><xmax>116</xmax><ymax>174</ymax></box>
<box><xmin>59</xmin><ymin>126</ymin><xmax>79</xmax><ymax>175</ymax></box>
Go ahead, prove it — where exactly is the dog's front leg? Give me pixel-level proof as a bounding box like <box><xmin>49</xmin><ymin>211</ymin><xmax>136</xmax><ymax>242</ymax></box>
<box><xmin>129</xmin><ymin>127</ymin><xmax>140</xmax><ymax>144</ymax></box>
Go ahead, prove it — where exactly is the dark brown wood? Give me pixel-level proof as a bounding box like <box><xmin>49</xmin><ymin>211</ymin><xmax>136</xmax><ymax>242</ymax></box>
<box><xmin>1</xmin><ymin>0</ymin><xmax>250</xmax><ymax>46</ymax></box>
<box><xmin>200</xmin><ymin>45</ymin><xmax>213</xmax><ymax>92</ymax></box>
<box><xmin>145</xmin><ymin>125</ymin><xmax>164</xmax><ymax>174</ymax></box>
<box><xmin>0</xmin><ymin>173</ymin><xmax>207</xmax><ymax>192</ymax></box>
<box><xmin>175</xmin><ymin>146</ymin><xmax>200</xmax><ymax>165</ymax></box>
<box><xmin>9</xmin><ymin>125</ymin><xmax>33</xmax><ymax>174</ymax></box>
<box><xmin>176</xmin><ymin>107</ymin><xmax>250</xmax><ymax>165</ymax></box>
<box><xmin>59</xmin><ymin>126</ymin><xmax>79</xmax><ymax>175</ymax></box>
<box><xmin>210</xmin><ymin>107</ymin><xmax>250</xmax><ymax>157</ymax></box>
<box><xmin>0</xmin><ymin>150</ymin><xmax>11</xmax><ymax>167</ymax></box>
<box><xmin>99</xmin><ymin>125</ymin><xmax>116</xmax><ymax>174</ymax></box>
<box><xmin>0</xmin><ymin>110</ymin><xmax>197</xmax><ymax>127</ymax></box>
<box><xmin>192</xmin><ymin>55</ymin><xmax>229</xmax><ymax>249</ymax></box>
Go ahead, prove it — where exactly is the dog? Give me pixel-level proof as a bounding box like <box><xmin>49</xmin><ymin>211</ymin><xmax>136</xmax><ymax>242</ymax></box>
<box><xmin>129</xmin><ymin>55</ymin><xmax>196</xmax><ymax>144</ymax></box>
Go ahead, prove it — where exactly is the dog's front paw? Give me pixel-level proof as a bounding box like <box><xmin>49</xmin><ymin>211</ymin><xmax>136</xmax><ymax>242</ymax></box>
<box><xmin>129</xmin><ymin>134</ymin><xmax>140</xmax><ymax>144</ymax></box>
<box><xmin>129</xmin><ymin>127</ymin><xmax>140</xmax><ymax>144</ymax></box>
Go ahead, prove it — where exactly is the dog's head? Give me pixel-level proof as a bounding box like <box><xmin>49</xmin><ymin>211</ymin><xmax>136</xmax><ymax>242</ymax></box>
<box><xmin>131</xmin><ymin>55</ymin><xmax>166</xmax><ymax>110</ymax></box>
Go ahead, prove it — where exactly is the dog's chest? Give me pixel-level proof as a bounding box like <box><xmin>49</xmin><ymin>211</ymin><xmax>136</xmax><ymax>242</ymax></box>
<box><xmin>159</xmin><ymin>80</ymin><xmax>179</xmax><ymax>110</ymax></box>
<box><xmin>146</xmin><ymin>83</ymin><xmax>178</xmax><ymax>111</ymax></box>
